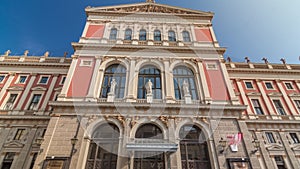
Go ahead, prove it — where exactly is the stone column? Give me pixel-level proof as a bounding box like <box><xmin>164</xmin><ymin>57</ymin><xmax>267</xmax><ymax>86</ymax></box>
<box><xmin>86</xmin><ymin>56</ymin><xmax>102</xmax><ymax>100</ymax></box>
<box><xmin>236</xmin><ymin>79</ymin><xmax>252</xmax><ymax>114</ymax></box>
<box><xmin>168</xmin><ymin>118</ymin><xmax>178</xmax><ymax>169</ymax></box>
<box><xmin>60</xmin><ymin>55</ymin><xmax>79</xmax><ymax>100</ymax></box>
<box><xmin>14</xmin><ymin>128</ymin><xmax>38</xmax><ymax>169</ymax></box>
<box><xmin>15</xmin><ymin>73</ymin><xmax>37</xmax><ymax>110</ymax></box>
<box><xmin>164</xmin><ymin>61</ymin><xmax>174</xmax><ymax>103</ymax></box>
<box><xmin>126</xmin><ymin>59</ymin><xmax>137</xmax><ymax>101</ymax></box>
<box><xmin>256</xmin><ymin>79</ymin><xmax>276</xmax><ymax>115</ymax></box>
<box><xmin>0</xmin><ymin>72</ymin><xmax>15</xmax><ymax>108</ymax></box>
<box><xmin>40</xmin><ymin>74</ymin><xmax>58</xmax><ymax>111</ymax></box>
<box><xmin>219</xmin><ymin>61</ymin><xmax>239</xmax><ymax>105</ymax></box>
<box><xmin>196</xmin><ymin>61</ymin><xmax>211</xmax><ymax>103</ymax></box>
<box><xmin>255</xmin><ymin>132</ymin><xmax>275</xmax><ymax>169</ymax></box>
<box><xmin>278</xmin><ymin>131</ymin><xmax>300</xmax><ymax>169</ymax></box>
<box><xmin>237</xmin><ymin>121</ymin><xmax>261</xmax><ymax>169</ymax></box>
<box><xmin>276</xmin><ymin>80</ymin><xmax>295</xmax><ymax>115</ymax></box>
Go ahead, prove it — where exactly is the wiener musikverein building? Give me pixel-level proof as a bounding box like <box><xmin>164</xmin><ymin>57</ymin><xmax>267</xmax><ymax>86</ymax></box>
<box><xmin>0</xmin><ymin>1</ymin><xmax>300</xmax><ymax>169</ymax></box>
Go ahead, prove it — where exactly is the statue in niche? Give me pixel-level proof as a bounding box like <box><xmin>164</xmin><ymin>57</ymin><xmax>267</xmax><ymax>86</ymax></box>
<box><xmin>145</xmin><ymin>79</ymin><xmax>153</xmax><ymax>95</ymax></box>
<box><xmin>182</xmin><ymin>80</ymin><xmax>190</xmax><ymax>96</ymax></box>
<box><xmin>109</xmin><ymin>78</ymin><xmax>117</xmax><ymax>95</ymax></box>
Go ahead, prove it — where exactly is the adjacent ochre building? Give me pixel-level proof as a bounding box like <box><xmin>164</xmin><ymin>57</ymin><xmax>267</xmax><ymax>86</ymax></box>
<box><xmin>0</xmin><ymin>1</ymin><xmax>299</xmax><ymax>169</ymax></box>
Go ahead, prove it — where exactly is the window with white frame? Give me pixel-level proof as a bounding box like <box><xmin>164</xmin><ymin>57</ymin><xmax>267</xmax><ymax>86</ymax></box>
<box><xmin>265</xmin><ymin>132</ymin><xmax>276</xmax><ymax>143</ymax></box>
<box><xmin>139</xmin><ymin>29</ymin><xmax>147</xmax><ymax>41</ymax></box>
<box><xmin>18</xmin><ymin>75</ymin><xmax>27</xmax><ymax>84</ymax></box>
<box><xmin>14</xmin><ymin>129</ymin><xmax>26</xmax><ymax>140</ymax></box>
<box><xmin>245</xmin><ymin>81</ymin><xmax>254</xmax><ymax>89</ymax></box>
<box><xmin>290</xmin><ymin>133</ymin><xmax>300</xmax><ymax>144</ymax></box>
<box><xmin>2</xmin><ymin>152</ymin><xmax>15</xmax><ymax>169</ymax></box>
<box><xmin>265</xmin><ymin>82</ymin><xmax>273</xmax><ymax>89</ymax></box>
<box><xmin>182</xmin><ymin>31</ymin><xmax>191</xmax><ymax>42</ymax></box>
<box><xmin>294</xmin><ymin>100</ymin><xmax>300</xmax><ymax>112</ymax></box>
<box><xmin>154</xmin><ymin>30</ymin><xmax>161</xmax><ymax>41</ymax></box>
<box><xmin>273</xmin><ymin>99</ymin><xmax>286</xmax><ymax>115</ymax></box>
<box><xmin>124</xmin><ymin>28</ymin><xmax>132</xmax><ymax>40</ymax></box>
<box><xmin>28</xmin><ymin>94</ymin><xmax>42</xmax><ymax>110</ymax></box>
<box><xmin>168</xmin><ymin>30</ymin><xmax>176</xmax><ymax>42</ymax></box>
<box><xmin>109</xmin><ymin>28</ymin><xmax>118</xmax><ymax>40</ymax></box>
<box><xmin>0</xmin><ymin>75</ymin><xmax>5</xmax><ymax>83</ymax></box>
<box><xmin>285</xmin><ymin>82</ymin><xmax>294</xmax><ymax>90</ymax></box>
<box><xmin>4</xmin><ymin>94</ymin><xmax>18</xmax><ymax>110</ymax></box>
<box><xmin>39</xmin><ymin>76</ymin><xmax>49</xmax><ymax>84</ymax></box>
<box><xmin>60</xmin><ymin>76</ymin><xmax>66</xmax><ymax>85</ymax></box>
<box><xmin>274</xmin><ymin>156</ymin><xmax>287</xmax><ymax>169</ymax></box>
<box><xmin>251</xmin><ymin>99</ymin><xmax>264</xmax><ymax>115</ymax></box>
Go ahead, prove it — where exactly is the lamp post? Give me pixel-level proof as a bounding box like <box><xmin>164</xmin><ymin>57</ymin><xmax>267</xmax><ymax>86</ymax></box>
<box><xmin>219</xmin><ymin>137</ymin><xmax>227</xmax><ymax>154</ymax></box>
<box><xmin>251</xmin><ymin>139</ymin><xmax>260</xmax><ymax>154</ymax></box>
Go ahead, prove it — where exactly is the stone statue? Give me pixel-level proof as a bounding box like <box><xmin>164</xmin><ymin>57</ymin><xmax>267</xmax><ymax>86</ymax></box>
<box><xmin>109</xmin><ymin>78</ymin><xmax>117</xmax><ymax>95</ymax></box>
<box><xmin>182</xmin><ymin>80</ymin><xmax>190</xmax><ymax>96</ymax></box>
<box><xmin>24</xmin><ymin>50</ymin><xmax>29</xmax><ymax>57</ymax></box>
<box><xmin>4</xmin><ymin>50</ymin><xmax>11</xmax><ymax>56</ymax></box>
<box><xmin>44</xmin><ymin>51</ymin><xmax>49</xmax><ymax>57</ymax></box>
<box><xmin>145</xmin><ymin>79</ymin><xmax>153</xmax><ymax>95</ymax></box>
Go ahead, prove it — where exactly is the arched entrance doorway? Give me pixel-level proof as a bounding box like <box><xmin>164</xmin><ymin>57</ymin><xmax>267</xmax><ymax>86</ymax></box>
<box><xmin>134</xmin><ymin>124</ymin><xmax>165</xmax><ymax>169</ymax></box>
<box><xmin>86</xmin><ymin>123</ymin><xmax>120</xmax><ymax>169</ymax></box>
<box><xmin>179</xmin><ymin>125</ymin><xmax>211</xmax><ymax>169</ymax></box>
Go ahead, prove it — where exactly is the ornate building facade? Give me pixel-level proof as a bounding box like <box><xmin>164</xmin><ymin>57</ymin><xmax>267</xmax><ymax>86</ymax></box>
<box><xmin>0</xmin><ymin>1</ymin><xmax>299</xmax><ymax>169</ymax></box>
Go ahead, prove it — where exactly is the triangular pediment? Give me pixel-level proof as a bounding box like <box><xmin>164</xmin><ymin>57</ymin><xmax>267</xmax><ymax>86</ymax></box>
<box><xmin>267</xmin><ymin>92</ymin><xmax>282</xmax><ymax>97</ymax></box>
<box><xmin>7</xmin><ymin>86</ymin><xmax>24</xmax><ymax>91</ymax></box>
<box><xmin>246</xmin><ymin>92</ymin><xmax>261</xmax><ymax>96</ymax></box>
<box><xmin>54</xmin><ymin>87</ymin><xmax>62</xmax><ymax>91</ymax></box>
<box><xmin>4</xmin><ymin>140</ymin><xmax>24</xmax><ymax>148</ymax></box>
<box><xmin>291</xmin><ymin>144</ymin><xmax>300</xmax><ymax>151</ymax></box>
<box><xmin>31</xmin><ymin>86</ymin><xmax>47</xmax><ymax>91</ymax></box>
<box><xmin>289</xmin><ymin>93</ymin><xmax>300</xmax><ymax>97</ymax></box>
<box><xmin>266</xmin><ymin>144</ymin><xmax>284</xmax><ymax>151</ymax></box>
<box><xmin>86</xmin><ymin>2</ymin><xmax>213</xmax><ymax>16</ymax></box>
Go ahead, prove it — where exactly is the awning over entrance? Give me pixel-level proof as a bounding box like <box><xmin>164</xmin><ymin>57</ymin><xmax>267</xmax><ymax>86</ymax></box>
<box><xmin>126</xmin><ymin>139</ymin><xmax>178</xmax><ymax>152</ymax></box>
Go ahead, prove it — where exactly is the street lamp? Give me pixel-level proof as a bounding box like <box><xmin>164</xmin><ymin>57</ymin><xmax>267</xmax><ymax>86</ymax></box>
<box><xmin>251</xmin><ymin>138</ymin><xmax>260</xmax><ymax>154</ymax></box>
<box><xmin>219</xmin><ymin>137</ymin><xmax>227</xmax><ymax>154</ymax></box>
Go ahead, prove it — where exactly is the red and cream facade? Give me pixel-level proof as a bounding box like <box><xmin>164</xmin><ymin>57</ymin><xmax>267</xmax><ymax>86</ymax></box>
<box><xmin>0</xmin><ymin>1</ymin><xmax>299</xmax><ymax>169</ymax></box>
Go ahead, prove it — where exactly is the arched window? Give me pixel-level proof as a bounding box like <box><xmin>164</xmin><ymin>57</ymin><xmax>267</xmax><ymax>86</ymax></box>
<box><xmin>168</xmin><ymin>30</ymin><xmax>176</xmax><ymax>42</ymax></box>
<box><xmin>134</xmin><ymin>124</ymin><xmax>164</xmax><ymax>169</ymax></box>
<box><xmin>182</xmin><ymin>31</ymin><xmax>191</xmax><ymax>42</ymax></box>
<box><xmin>139</xmin><ymin>29</ymin><xmax>147</xmax><ymax>41</ymax></box>
<box><xmin>86</xmin><ymin>123</ymin><xmax>120</xmax><ymax>169</ymax></box>
<box><xmin>100</xmin><ymin>64</ymin><xmax>126</xmax><ymax>98</ymax></box>
<box><xmin>154</xmin><ymin>30</ymin><xmax>161</xmax><ymax>41</ymax></box>
<box><xmin>179</xmin><ymin>125</ymin><xmax>211</xmax><ymax>169</ymax></box>
<box><xmin>138</xmin><ymin>66</ymin><xmax>161</xmax><ymax>99</ymax></box>
<box><xmin>125</xmin><ymin>28</ymin><xmax>132</xmax><ymax>40</ymax></box>
<box><xmin>109</xmin><ymin>28</ymin><xmax>118</xmax><ymax>40</ymax></box>
<box><xmin>173</xmin><ymin>66</ymin><xmax>198</xmax><ymax>100</ymax></box>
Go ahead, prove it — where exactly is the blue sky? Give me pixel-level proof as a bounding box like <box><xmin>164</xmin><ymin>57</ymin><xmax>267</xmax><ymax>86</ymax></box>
<box><xmin>0</xmin><ymin>0</ymin><xmax>299</xmax><ymax>64</ymax></box>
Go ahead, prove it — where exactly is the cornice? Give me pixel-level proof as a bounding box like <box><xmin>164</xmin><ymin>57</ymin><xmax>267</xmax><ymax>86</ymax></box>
<box><xmin>72</xmin><ymin>42</ymin><xmax>226</xmax><ymax>55</ymax></box>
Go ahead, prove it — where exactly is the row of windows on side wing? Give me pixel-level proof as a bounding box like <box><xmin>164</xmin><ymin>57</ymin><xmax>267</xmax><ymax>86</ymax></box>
<box><xmin>244</xmin><ymin>81</ymin><xmax>295</xmax><ymax>90</ymax></box>
<box><xmin>0</xmin><ymin>75</ymin><xmax>66</xmax><ymax>85</ymax></box>
<box><xmin>110</xmin><ymin>28</ymin><xmax>191</xmax><ymax>42</ymax></box>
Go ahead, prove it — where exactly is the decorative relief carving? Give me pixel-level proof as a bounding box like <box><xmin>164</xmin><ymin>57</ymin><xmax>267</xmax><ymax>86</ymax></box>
<box><xmin>99</xmin><ymin>5</ymin><xmax>200</xmax><ymax>14</ymax></box>
<box><xmin>159</xmin><ymin>116</ymin><xmax>168</xmax><ymax>127</ymax></box>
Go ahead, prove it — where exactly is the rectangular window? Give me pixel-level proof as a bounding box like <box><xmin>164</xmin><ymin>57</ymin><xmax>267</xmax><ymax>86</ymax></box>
<box><xmin>245</xmin><ymin>81</ymin><xmax>253</xmax><ymax>89</ymax></box>
<box><xmin>18</xmin><ymin>75</ymin><xmax>27</xmax><ymax>83</ymax></box>
<box><xmin>273</xmin><ymin>100</ymin><xmax>286</xmax><ymax>115</ymax></box>
<box><xmin>39</xmin><ymin>76</ymin><xmax>49</xmax><ymax>84</ymax></box>
<box><xmin>274</xmin><ymin>156</ymin><xmax>286</xmax><ymax>169</ymax></box>
<box><xmin>60</xmin><ymin>76</ymin><xmax>66</xmax><ymax>85</ymax></box>
<box><xmin>265</xmin><ymin>82</ymin><xmax>273</xmax><ymax>89</ymax></box>
<box><xmin>14</xmin><ymin>129</ymin><xmax>26</xmax><ymax>140</ymax></box>
<box><xmin>28</xmin><ymin>94</ymin><xmax>42</xmax><ymax>110</ymax></box>
<box><xmin>285</xmin><ymin>82</ymin><xmax>293</xmax><ymax>90</ymax></box>
<box><xmin>290</xmin><ymin>133</ymin><xmax>300</xmax><ymax>144</ymax></box>
<box><xmin>2</xmin><ymin>152</ymin><xmax>15</xmax><ymax>169</ymax></box>
<box><xmin>29</xmin><ymin>153</ymin><xmax>38</xmax><ymax>169</ymax></box>
<box><xmin>294</xmin><ymin>100</ymin><xmax>300</xmax><ymax>112</ymax></box>
<box><xmin>266</xmin><ymin>132</ymin><xmax>276</xmax><ymax>143</ymax></box>
<box><xmin>4</xmin><ymin>94</ymin><xmax>18</xmax><ymax>110</ymax></box>
<box><xmin>0</xmin><ymin>75</ymin><xmax>5</xmax><ymax>83</ymax></box>
<box><xmin>251</xmin><ymin>99</ymin><xmax>264</xmax><ymax>115</ymax></box>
